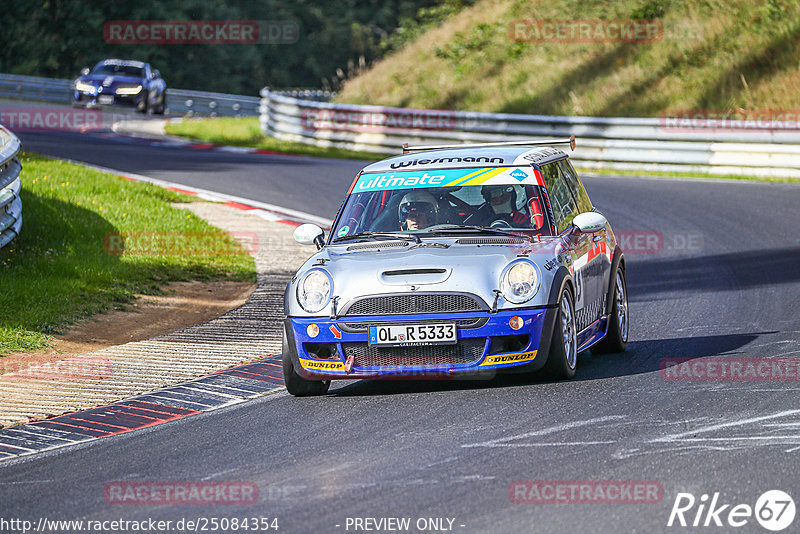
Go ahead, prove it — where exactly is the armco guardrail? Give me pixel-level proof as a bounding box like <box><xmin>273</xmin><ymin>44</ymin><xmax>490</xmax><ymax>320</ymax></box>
<box><xmin>0</xmin><ymin>125</ymin><xmax>22</xmax><ymax>250</ymax></box>
<box><xmin>260</xmin><ymin>87</ymin><xmax>800</xmax><ymax>178</ymax></box>
<box><xmin>0</xmin><ymin>73</ymin><xmax>260</xmax><ymax>117</ymax></box>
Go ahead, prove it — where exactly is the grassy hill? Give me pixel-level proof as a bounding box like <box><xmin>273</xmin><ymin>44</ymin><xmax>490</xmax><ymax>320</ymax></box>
<box><xmin>336</xmin><ymin>0</ymin><xmax>800</xmax><ymax>116</ymax></box>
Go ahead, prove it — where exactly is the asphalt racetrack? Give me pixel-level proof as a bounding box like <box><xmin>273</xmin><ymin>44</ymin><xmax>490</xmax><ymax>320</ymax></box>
<box><xmin>2</xmin><ymin>119</ymin><xmax>800</xmax><ymax>533</ymax></box>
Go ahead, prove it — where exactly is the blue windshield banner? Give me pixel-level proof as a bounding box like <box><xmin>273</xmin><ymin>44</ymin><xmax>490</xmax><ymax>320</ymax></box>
<box><xmin>352</xmin><ymin>166</ymin><xmax>541</xmax><ymax>193</ymax></box>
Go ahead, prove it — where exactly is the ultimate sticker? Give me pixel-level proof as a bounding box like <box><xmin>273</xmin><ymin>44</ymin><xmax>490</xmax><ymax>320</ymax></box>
<box><xmin>353</xmin><ymin>167</ymin><xmax>543</xmax><ymax>192</ymax></box>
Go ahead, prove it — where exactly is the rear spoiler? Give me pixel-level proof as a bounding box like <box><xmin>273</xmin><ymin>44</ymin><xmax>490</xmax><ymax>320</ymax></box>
<box><xmin>402</xmin><ymin>136</ymin><xmax>576</xmax><ymax>154</ymax></box>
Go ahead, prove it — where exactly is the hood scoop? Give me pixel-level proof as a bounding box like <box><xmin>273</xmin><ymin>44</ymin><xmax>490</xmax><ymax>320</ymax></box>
<box><xmin>383</xmin><ymin>268</ymin><xmax>446</xmax><ymax>276</ymax></box>
<box><xmin>379</xmin><ymin>267</ymin><xmax>451</xmax><ymax>285</ymax></box>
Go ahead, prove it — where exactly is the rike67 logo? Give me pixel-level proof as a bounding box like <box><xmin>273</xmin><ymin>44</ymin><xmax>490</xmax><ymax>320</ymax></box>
<box><xmin>668</xmin><ymin>490</ymin><xmax>795</xmax><ymax>531</ymax></box>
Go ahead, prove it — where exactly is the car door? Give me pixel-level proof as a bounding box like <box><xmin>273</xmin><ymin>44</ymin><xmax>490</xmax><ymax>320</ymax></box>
<box><xmin>560</xmin><ymin>159</ymin><xmax>612</xmax><ymax>328</ymax></box>
<box><xmin>541</xmin><ymin>160</ymin><xmax>603</xmax><ymax>333</ymax></box>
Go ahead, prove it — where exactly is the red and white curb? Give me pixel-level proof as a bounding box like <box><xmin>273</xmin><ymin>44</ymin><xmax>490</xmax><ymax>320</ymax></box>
<box><xmin>68</xmin><ymin>160</ymin><xmax>333</xmax><ymax>229</ymax></box>
<box><xmin>0</xmin><ymin>357</ymin><xmax>286</xmax><ymax>463</ymax></box>
<box><xmin>106</xmin><ymin>124</ymin><xmax>309</xmax><ymax>158</ymax></box>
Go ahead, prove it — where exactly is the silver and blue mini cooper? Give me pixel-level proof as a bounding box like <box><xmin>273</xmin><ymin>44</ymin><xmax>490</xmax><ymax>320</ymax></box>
<box><xmin>283</xmin><ymin>138</ymin><xmax>628</xmax><ymax>396</ymax></box>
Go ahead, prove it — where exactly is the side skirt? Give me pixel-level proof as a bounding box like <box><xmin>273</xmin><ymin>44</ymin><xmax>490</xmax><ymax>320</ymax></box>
<box><xmin>577</xmin><ymin>315</ymin><xmax>609</xmax><ymax>352</ymax></box>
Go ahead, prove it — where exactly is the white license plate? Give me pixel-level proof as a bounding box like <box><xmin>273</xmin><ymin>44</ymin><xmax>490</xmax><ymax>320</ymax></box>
<box><xmin>368</xmin><ymin>323</ymin><xmax>456</xmax><ymax>347</ymax></box>
<box><xmin>98</xmin><ymin>95</ymin><xmax>114</xmax><ymax>104</ymax></box>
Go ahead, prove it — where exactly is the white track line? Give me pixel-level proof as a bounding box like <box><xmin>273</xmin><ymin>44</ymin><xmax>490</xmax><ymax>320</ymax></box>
<box><xmin>462</xmin><ymin>415</ymin><xmax>626</xmax><ymax>448</ymax></box>
<box><xmin>650</xmin><ymin>409</ymin><xmax>800</xmax><ymax>443</ymax></box>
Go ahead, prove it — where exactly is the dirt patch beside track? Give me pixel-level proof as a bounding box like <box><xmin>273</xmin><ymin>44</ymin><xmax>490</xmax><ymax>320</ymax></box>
<box><xmin>0</xmin><ymin>201</ymin><xmax>312</xmax><ymax>427</ymax></box>
<box><xmin>0</xmin><ymin>280</ymin><xmax>256</xmax><ymax>376</ymax></box>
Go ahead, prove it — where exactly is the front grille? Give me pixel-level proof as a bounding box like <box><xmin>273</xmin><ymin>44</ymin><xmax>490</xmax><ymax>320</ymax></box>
<box><xmin>340</xmin><ymin>317</ymin><xmax>486</xmax><ymax>332</ymax></box>
<box><xmin>342</xmin><ymin>338</ymin><xmax>486</xmax><ymax>367</ymax></box>
<box><xmin>343</xmin><ymin>293</ymin><xmax>486</xmax><ymax>316</ymax></box>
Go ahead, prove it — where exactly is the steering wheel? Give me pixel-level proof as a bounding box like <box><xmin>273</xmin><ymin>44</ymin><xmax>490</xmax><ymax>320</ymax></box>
<box><xmin>489</xmin><ymin>217</ymin><xmax>513</xmax><ymax>229</ymax></box>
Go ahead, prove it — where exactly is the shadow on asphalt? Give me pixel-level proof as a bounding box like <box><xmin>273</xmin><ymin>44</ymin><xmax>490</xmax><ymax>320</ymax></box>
<box><xmin>627</xmin><ymin>247</ymin><xmax>800</xmax><ymax>297</ymax></box>
<box><xmin>575</xmin><ymin>331</ymin><xmax>773</xmax><ymax>380</ymax></box>
<box><xmin>328</xmin><ymin>331</ymin><xmax>772</xmax><ymax>397</ymax></box>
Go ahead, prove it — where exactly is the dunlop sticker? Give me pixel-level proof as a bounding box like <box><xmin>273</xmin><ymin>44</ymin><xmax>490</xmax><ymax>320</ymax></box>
<box><xmin>480</xmin><ymin>350</ymin><xmax>537</xmax><ymax>366</ymax></box>
<box><xmin>300</xmin><ymin>359</ymin><xmax>345</xmax><ymax>371</ymax></box>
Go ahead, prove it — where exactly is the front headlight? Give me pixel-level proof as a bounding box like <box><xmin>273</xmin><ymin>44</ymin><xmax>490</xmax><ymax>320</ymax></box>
<box><xmin>296</xmin><ymin>269</ymin><xmax>332</xmax><ymax>313</ymax></box>
<box><xmin>500</xmin><ymin>260</ymin><xmax>540</xmax><ymax>304</ymax></box>
<box><xmin>75</xmin><ymin>81</ymin><xmax>95</xmax><ymax>92</ymax></box>
<box><xmin>116</xmin><ymin>85</ymin><xmax>142</xmax><ymax>95</ymax></box>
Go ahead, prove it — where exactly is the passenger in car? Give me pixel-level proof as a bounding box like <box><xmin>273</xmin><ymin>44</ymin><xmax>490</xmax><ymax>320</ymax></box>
<box><xmin>479</xmin><ymin>185</ymin><xmax>529</xmax><ymax>227</ymax></box>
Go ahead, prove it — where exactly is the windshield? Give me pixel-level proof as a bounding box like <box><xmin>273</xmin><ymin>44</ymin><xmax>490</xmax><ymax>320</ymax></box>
<box><xmin>91</xmin><ymin>63</ymin><xmax>145</xmax><ymax>77</ymax></box>
<box><xmin>332</xmin><ymin>166</ymin><xmax>552</xmax><ymax>241</ymax></box>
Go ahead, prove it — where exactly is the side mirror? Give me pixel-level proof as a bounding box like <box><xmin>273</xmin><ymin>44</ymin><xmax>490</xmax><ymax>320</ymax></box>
<box><xmin>80</xmin><ymin>67</ymin><xmax>90</xmax><ymax>76</ymax></box>
<box><xmin>572</xmin><ymin>212</ymin><xmax>607</xmax><ymax>233</ymax></box>
<box><xmin>293</xmin><ymin>223</ymin><xmax>325</xmax><ymax>249</ymax></box>
<box><xmin>152</xmin><ymin>69</ymin><xmax>161</xmax><ymax>79</ymax></box>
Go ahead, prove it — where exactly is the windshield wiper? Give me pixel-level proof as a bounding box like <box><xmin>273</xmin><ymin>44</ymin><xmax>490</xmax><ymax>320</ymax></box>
<box><xmin>423</xmin><ymin>225</ymin><xmax>532</xmax><ymax>241</ymax></box>
<box><xmin>332</xmin><ymin>231</ymin><xmax>421</xmax><ymax>244</ymax></box>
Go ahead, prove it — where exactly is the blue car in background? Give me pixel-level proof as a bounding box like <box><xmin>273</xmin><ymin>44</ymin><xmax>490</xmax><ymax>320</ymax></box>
<box><xmin>73</xmin><ymin>59</ymin><xmax>166</xmax><ymax>114</ymax></box>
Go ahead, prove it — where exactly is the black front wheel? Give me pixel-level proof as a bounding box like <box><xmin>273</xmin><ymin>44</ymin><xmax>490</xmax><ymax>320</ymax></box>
<box><xmin>137</xmin><ymin>91</ymin><xmax>149</xmax><ymax>114</ymax></box>
<box><xmin>282</xmin><ymin>330</ymin><xmax>330</xmax><ymax>397</ymax></box>
<box><xmin>541</xmin><ymin>288</ymin><xmax>578</xmax><ymax>380</ymax></box>
<box><xmin>153</xmin><ymin>93</ymin><xmax>166</xmax><ymax>115</ymax></box>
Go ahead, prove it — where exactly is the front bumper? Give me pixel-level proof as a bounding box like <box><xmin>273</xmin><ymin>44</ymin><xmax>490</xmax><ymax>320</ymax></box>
<box><xmin>285</xmin><ymin>308</ymin><xmax>558</xmax><ymax>380</ymax></box>
<box><xmin>73</xmin><ymin>90</ymin><xmax>143</xmax><ymax>108</ymax></box>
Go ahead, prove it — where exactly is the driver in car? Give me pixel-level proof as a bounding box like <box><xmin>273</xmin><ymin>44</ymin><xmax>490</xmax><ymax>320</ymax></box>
<box><xmin>399</xmin><ymin>191</ymin><xmax>439</xmax><ymax>230</ymax></box>
<box><xmin>480</xmin><ymin>185</ymin><xmax>529</xmax><ymax>227</ymax></box>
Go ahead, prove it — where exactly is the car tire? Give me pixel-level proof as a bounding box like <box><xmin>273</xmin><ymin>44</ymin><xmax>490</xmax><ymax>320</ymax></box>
<box><xmin>154</xmin><ymin>94</ymin><xmax>166</xmax><ymax>115</ymax></box>
<box><xmin>541</xmin><ymin>288</ymin><xmax>578</xmax><ymax>379</ymax></box>
<box><xmin>592</xmin><ymin>268</ymin><xmax>629</xmax><ymax>354</ymax></box>
<box><xmin>282</xmin><ymin>329</ymin><xmax>330</xmax><ymax>397</ymax></box>
<box><xmin>137</xmin><ymin>92</ymin><xmax>149</xmax><ymax>114</ymax></box>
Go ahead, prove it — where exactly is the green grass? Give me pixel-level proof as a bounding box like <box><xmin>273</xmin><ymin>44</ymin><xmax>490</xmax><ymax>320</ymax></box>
<box><xmin>0</xmin><ymin>153</ymin><xmax>256</xmax><ymax>356</ymax></box>
<box><xmin>337</xmin><ymin>0</ymin><xmax>800</xmax><ymax>117</ymax></box>
<box><xmin>165</xmin><ymin>118</ymin><xmax>382</xmax><ymax>161</ymax></box>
